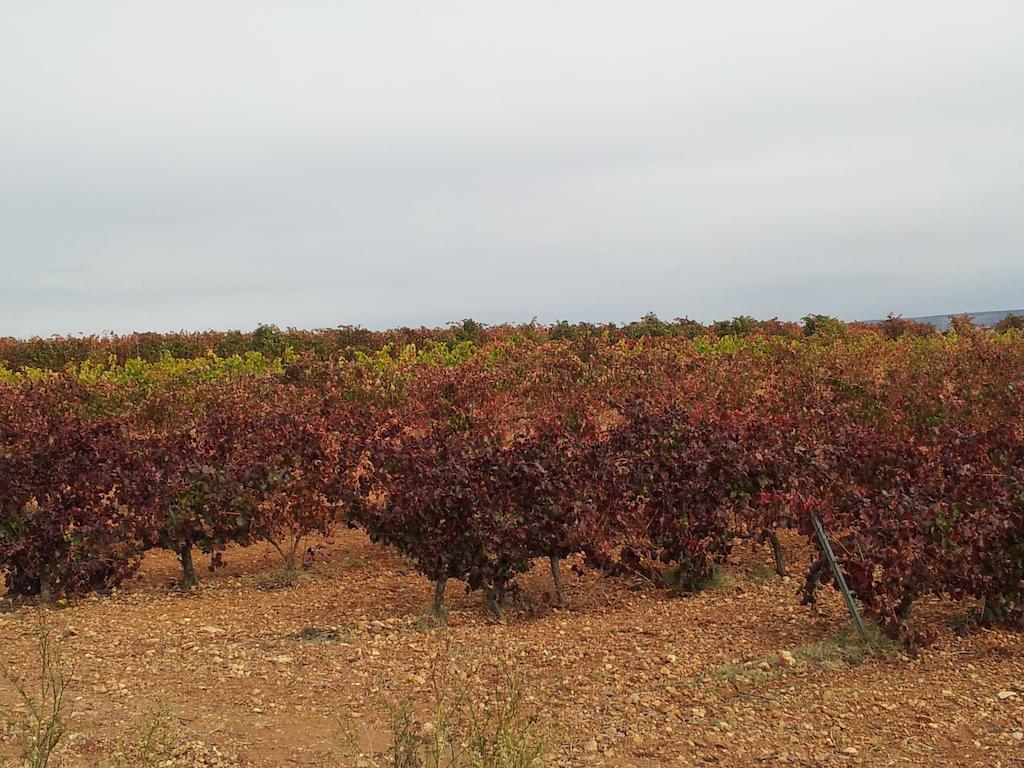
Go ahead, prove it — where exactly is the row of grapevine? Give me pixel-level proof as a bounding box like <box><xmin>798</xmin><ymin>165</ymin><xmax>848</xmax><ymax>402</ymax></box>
<box><xmin>7</xmin><ymin>311</ymin><xmax>1020</xmax><ymax>372</ymax></box>
<box><xmin>2</xmin><ymin>326</ymin><xmax>1022</xmax><ymax>646</ymax></box>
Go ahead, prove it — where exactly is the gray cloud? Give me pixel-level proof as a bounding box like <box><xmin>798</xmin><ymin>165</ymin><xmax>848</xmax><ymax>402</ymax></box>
<box><xmin>1</xmin><ymin>1</ymin><xmax>1022</xmax><ymax>336</ymax></box>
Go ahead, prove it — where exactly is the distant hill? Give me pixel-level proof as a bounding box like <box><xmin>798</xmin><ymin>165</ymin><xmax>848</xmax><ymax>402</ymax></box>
<box><xmin>884</xmin><ymin>309</ymin><xmax>1024</xmax><ymax>331</ymax></box>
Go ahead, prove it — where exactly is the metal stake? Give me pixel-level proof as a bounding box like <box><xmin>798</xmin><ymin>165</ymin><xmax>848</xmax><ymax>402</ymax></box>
<box><xmin>812</xmin><ymin>515</ymin><xmax>869</xmax><ymax>640</ymax></box>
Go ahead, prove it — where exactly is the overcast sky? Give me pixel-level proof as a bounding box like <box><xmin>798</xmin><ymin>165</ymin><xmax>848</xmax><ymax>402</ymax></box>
<box><xmin>1</xmin><ymin>2</ymin><xmax>1022</xmax><ymax>337</ymax></box>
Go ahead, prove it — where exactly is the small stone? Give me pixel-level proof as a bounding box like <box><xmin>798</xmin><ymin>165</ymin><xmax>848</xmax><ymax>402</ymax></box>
<box><xmin>584</xmin><ymin>739</ymin><xmax>598</xmax><ymax>753</ymax></box>
<box><xmin>997</xmin><ymin>690</ymin><xmax>1019</xmax><ymax>700</ymax></box>
<box><xmin>779</xmin><ymin>651</ymin><xmax>797</xmax><ymax>667</ymax></box>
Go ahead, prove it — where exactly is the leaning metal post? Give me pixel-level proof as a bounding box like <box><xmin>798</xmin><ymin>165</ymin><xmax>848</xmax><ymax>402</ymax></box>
<box><xmin>812</xmin><ymin>515</ymin><xmax>869</xmax><ymax>640</ymax></box>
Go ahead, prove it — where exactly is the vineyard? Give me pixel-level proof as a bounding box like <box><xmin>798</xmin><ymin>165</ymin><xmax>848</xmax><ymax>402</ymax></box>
<box><xmin>2</xmin><ymin>316</ymin><xmax>1024</xmax><ymax>766</ymax></box>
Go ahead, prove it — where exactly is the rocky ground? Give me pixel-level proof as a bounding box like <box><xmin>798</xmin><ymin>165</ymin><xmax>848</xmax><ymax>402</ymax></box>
<box><xmin>1</xmin><ymin>529</ymin><xmax>1021</xmax><ymax>767</ymax></box>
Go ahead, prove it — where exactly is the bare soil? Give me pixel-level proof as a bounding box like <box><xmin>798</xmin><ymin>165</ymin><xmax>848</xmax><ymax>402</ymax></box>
<box><xmin>1</xmin><ymin>529</ymin><xmax>1021</xmax><ymax>767</ymax></box>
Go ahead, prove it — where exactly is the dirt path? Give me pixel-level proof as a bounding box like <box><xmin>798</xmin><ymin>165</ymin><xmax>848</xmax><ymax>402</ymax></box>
<box><xmin>1</xmin><ymin>530</ymin><xmax>1021</xmax><ymax>767</ymax></box>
